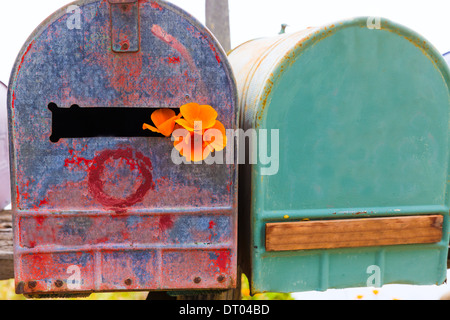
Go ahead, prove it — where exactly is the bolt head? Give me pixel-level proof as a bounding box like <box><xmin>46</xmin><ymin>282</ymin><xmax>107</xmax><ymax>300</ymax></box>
<box><xmin>193</xmin><ymin>277</ymin><xmax>202</xmax><ymax>284</ymax></box>
<box><xmin>124</xmin><ymin>279</ymin><xmax>133</xmax><ymax>286</ymax></box>
<box><xmin>55</xmin><ymin>280</ymin><xmax>64</xmax><ymax>288</ymax></box>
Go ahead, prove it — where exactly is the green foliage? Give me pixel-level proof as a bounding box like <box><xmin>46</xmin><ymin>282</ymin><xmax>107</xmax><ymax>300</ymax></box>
<box><xmin>0</xmin><ymin>279</ymin><xmax>147</xmax><ymax>300</ymax></box>
<box><xmin>241</xmin><ymin>274</ymin><xmax>294</xmax><ymax>300</ymax></box>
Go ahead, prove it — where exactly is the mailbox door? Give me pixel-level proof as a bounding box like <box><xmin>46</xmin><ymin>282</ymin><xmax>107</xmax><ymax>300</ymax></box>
<box><xmin>230</xmin><ymin>17</ymin><xmax>450</xmax><ymax>294</ymax></box>
<box><xmin>9</xmin><ymin>0</ymin><xmax>237</xmax><ymax>296</ymax></box>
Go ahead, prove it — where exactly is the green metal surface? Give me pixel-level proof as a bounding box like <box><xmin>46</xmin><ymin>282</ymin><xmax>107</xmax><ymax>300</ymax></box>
<box><xmin>229</xmin><ymin>17</ymin><xmax>450</xmax><ymax>293</ymax></box>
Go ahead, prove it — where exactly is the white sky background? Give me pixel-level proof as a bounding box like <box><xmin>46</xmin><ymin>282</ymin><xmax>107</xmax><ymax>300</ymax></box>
<box><xmin>1</xmin><ymin>0</ymin><xmax>450</xmax><ymax>84</ymax></box>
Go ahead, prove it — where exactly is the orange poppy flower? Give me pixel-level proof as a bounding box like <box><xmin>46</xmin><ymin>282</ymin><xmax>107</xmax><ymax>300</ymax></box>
<box><xmin>175</xmin><ymin>103</ymin><xmax>218</xmax><ymax>133</ymax></box>
<box><xmin>173</xmin><ymin>125</ymin><xmax>214</xmax><ymax>162</ymax></box>
<box><xmin>175</xmin><ymin>102</ymin><xmax>228</xmax><ymax>155</ymax></box>
<box><xmin>143</xmin><ymin>109</ymin><xmax>182</xmax><ymax>137</ymax></box>
<box><xmin>203</xmin><ymin>120</ymin><xmax>227</xmax><ymax>152</ymax></box>
<box><xmin>143</xmin><ymin>103</ymin><xmax>227</xmax><ymax>162</ymax></box>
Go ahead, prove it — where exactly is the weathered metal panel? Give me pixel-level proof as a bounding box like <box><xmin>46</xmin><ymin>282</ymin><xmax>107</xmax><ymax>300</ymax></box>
<box><xmin>0</xmin><ymin>82</ymin><xmax>10</xmax><ymax>210</ymax></box>
<box><xmin>228</xmin><ymin>17</ymin><xmax>450</xmax><ymax>293</ymax></box>
<box><xmin>9</xmin><ymin>0</ymin><xmax>237</xmax><ymax>295</ymax></box>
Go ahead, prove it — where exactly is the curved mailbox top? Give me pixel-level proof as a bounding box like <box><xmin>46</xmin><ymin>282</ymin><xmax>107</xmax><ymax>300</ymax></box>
<box><xmin>228</xmin><ymin>17</ymin><xmax>450</xmax><ymax>293</ymax></box>
<box><xmin>9</xmin><ymin>0</ymin><xmax>238</xmax><ymax>295</ymax></box>
<box><xmin>229</xmin><ymin>16</ymin><xmax>450</xmax><ymax>215</ymax></box>
<box><xmin>0</xmin><ymin>82</ymin><xmax>10</xmax><ymax>210</ymax></box>
<box><xmin>9</xmin><ymin>0</ymin><xmax>237</xmax><ymax>212</ymax></box>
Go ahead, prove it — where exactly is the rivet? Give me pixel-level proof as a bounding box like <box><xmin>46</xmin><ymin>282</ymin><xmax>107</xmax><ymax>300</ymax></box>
<box><xmin>121</xmin><ymin>43</ymin><xmax>129</xmax><ymax>51</ymax></box>
<box><xmin>28</xmin><ymin>281</ymin><xmax>37</xmax><ymax>289</ymax></box>
<box><xmin>194</xmin><ymin>277</ymin><xmax>202</xmax><ymax>284</ymax></box>
<box><xmin>55</xmin><ymin>280</ymin><xmax>64</xmax><ymax>288</ymax></box>
<box><xmin>124</xmin><ymin>278</ymin><xmax>133</xmax><ymax>286</ymax></box>
<box><xmin>217</xmin><ymin>275</ymin><xmax>226</xmax><ymax>283</ymax></box>
<box><xmin>16</xmin><ymin>282</ymin><xmax>25</xmax><ymax>294</ymax></box>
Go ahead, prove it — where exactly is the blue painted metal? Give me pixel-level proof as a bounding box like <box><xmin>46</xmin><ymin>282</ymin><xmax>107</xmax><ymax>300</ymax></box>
<box><xmin>8</xmin><ymin>0</ymin><xmax>238</xmax><ymax>296</ymax></box>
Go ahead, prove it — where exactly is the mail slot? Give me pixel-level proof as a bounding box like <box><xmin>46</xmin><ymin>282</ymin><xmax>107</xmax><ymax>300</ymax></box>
<box><xmin>0</xmin><ymin>82</ymin><xmax>10</xmax><ymax>210</ymax></box>
<box><xmin>228</xmin><ymin>17</ymin><xmax>450</xmax><ymax>293</ymax></box>
<box><xmin>8</xmin><ymin>0</ymin><xmax>237</xmax><ymax>297</ymax></box>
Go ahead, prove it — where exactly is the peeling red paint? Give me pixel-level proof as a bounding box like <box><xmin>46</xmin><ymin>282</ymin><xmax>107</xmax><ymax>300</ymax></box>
<box><xmin>17</xmin><ymin>41</ymin><xmax>35</xmax><ymax>75</ymax></box>
<box><xmin>166</xmin><ymin>56</ymin><xmax>181</xmax><ymax>64</ymax></box>
<box><xmin>214</xmin><ymin>251</ymin><xmax>230</xmax><ymax>273</ymax></box>
<box><xmin>209</xmin><ymin>43</ymin><xmax>221</xmax><ymax>64</ymax></box>
<box><xmin>150</xmin><ymin>1</ymin><xmax>163</xmax><ymax>11</ymax></box>
<box><xmin>11</xmin><ymin>91</ymin><xmax>16</xmax><ymax>109</ymax></box>
<box><xmin>152</xmin><ymin>24</ymin><xmax>197</xmax><ymax>72</ymax></box>
<box><xmin>159</xmin><ymin>216</ymin><xmax>174</xmax><ymax>232</ymax></box>
<box><xmin>15</xmin><ymin>186</ymin><xmax>20</xmax><ymax>208</ymax></box>
<box><xmin>88</xmin><ymin>148</ymin><xmax>154</xmax><ymax>210</ymax></box>
<box><xmin>35</xmin><ymin>216</ymin><xmax>47</xmax><ymax>227</ymax></box>
<box><xmin>37</xmin><ymin>198</ymin><xmax>49</xmax><ymax>208</ymax></box>
<box><xmin>64</xmin><ymin>149</ymin><xmax>96</xmax><ymax>170</ymax></box>
<box><xmin>187</xmin><ymin>25</ymin><xmax>221</xmax><ymax>65</ymax></box>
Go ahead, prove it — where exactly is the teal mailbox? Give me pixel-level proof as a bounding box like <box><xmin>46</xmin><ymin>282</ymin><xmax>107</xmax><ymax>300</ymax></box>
<box><xmin>228</xmin><ymin>17</ymin><xmax>450</xmax><ymax>294</ymax></box>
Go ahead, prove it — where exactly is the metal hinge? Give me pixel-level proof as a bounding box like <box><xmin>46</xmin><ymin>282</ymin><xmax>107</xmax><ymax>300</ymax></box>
<box><xmin>108</xmin><ymin>0</ymin><xmax>140</xmax><ymax>53</ymax></box>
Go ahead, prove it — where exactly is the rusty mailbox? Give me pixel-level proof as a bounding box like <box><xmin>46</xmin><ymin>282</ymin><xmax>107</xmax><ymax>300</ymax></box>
<box><xmin>229</xmin><ymin>17</ymin><xmax>450</xmax><ymax>293</ymax></box>
<box><xmin>8</xmin><ymin>0</ymin><xmax>237</xmax><ymax>296</ymax></box>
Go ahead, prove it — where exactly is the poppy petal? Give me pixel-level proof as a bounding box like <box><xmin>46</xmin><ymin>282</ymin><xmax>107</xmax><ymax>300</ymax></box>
<box><xmin>180</xmin><ymin>103</ymin><xmax>218</xmax><ymax>129</ymax></box>
<box><xmin>175</xmin><ymin>118</ymin><xmax>195</xmax><ymax>132</ymax></box>
<box><xmin>143</xmin><ymin>123</ymin><xmax>160</xmax><ymax>134</ymax></box>
<box><xmin>204</xmin><ymin>120</ymin><xmax>227</xmax><ymax>151</ymax></box>
<box><xmin>157</xmin><ymin>115</ymin><xmax>183</xmax><ymax>137</ymax></box>
<box><xmin>151</xmin><ymin>109</ymin><xmax>176</xmax><ymax>127</ymax></box>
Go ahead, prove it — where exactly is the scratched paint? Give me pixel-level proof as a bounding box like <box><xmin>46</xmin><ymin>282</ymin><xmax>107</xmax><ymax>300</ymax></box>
<box><xmin>9</xmin><ymin>0</ymin><xmax>238</xmax><ymax>296</ymax></box>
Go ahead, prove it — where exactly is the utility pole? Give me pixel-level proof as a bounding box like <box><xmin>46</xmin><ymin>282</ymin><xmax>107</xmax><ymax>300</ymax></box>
<box><xmin>205</xmin><ymin>0</ymin><xmax>231</xmax><ymax>52</ymax></box>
